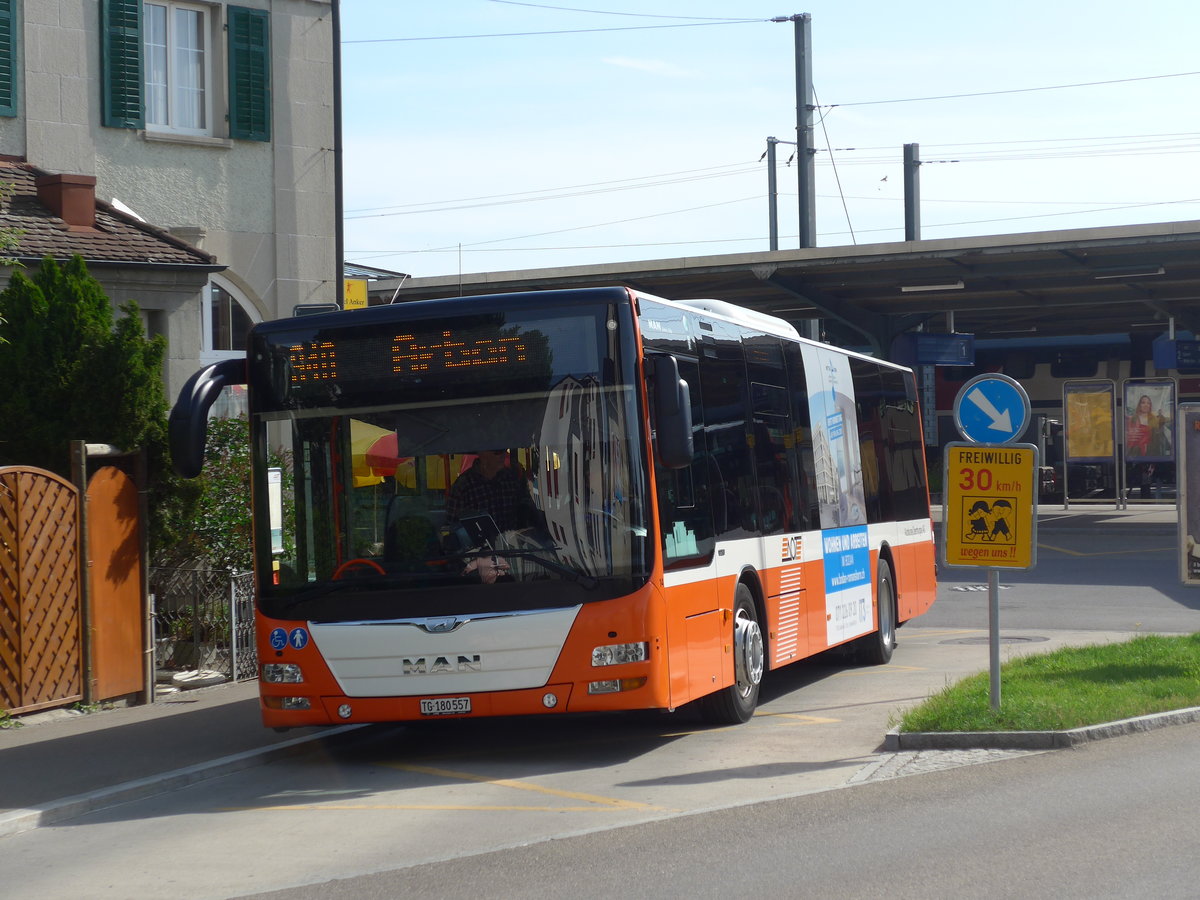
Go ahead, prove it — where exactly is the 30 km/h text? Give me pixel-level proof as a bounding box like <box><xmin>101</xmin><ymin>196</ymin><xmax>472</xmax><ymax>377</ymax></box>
<box><xmin>956</xmin><ymin>467</ymin><xmax>1024</xmax><ymax>492</ymax></box>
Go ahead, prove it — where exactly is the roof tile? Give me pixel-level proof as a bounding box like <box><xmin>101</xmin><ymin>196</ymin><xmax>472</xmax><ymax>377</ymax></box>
<box><xmin>0</xmin><ymin>161</ymin><xmax>217</xmax><ymax>269</ymax></box>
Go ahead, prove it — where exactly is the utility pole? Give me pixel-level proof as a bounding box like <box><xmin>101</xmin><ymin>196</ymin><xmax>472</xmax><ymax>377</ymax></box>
<box><xmin>773</xmin><ymin>13</ymin><xmax>816</xmax><ymax>248</ymax></box>
<box><xmin>766</xmin><ymin>137</ymin><xmax>779</xmax><ymax>250</ymax></box>
<box><xmin>904</xmin><ymin>142</ymin><xmax>921</xmax><ymax>241</ymax></box>
<box><xmin>332</xmin><ymin>0</ymin><xmax>345</xmax><ymax>307</ymax></box>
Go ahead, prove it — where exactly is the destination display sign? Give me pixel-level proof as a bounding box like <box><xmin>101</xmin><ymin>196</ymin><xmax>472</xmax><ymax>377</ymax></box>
<box><xmin>249</xmin><ymin>306</ymin><xmax>605</xmax><ymax>410</ymax></box>
<box><xmin>286</xmin><ymin>328</ymin><xmax>533</xmax><ymax>387</ymax></box>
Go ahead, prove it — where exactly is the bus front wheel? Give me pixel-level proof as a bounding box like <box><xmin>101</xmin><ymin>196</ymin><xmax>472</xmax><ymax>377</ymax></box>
<box><xmin>698</xmin><ymin>584</ymin><xmax>764</xmax><ymax>724</ymax></box>
<box><xmin>855</xmin><ymin>558</ymin><xmax>896</xmax><ymax>665</ymax></box>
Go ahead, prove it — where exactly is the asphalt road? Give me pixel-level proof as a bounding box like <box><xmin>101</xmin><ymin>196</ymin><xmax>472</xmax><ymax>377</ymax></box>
<box><xmin>3</xmin><ymin>521</ymin><xmax>1197</xmax><ymax>899</ymax></box>
<box><xmin>929</xmin><ymin>526</ymin><xmax>1200</xmax><ymax>633</ymax></box>
<box><xmin>236</xmin><ymin>721</ymin><xmax>1200</xmax><ymax>900</ymax></box>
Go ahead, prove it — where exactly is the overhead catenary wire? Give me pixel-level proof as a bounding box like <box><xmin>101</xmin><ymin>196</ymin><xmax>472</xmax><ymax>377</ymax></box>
<box><xmin>821</xmin><ymin>70</ymin><xmax>1200</xmax><ymax>108</ymax></box>
<box><xmin>813</xmin><ymin>85</ymin><xmax>855</xmax><ymax>244</ymax></box>
<box><xmin>339</xmin><ymin>6</ymin><xmax>1198</xmax><ymax>271</ymax></box>
<box><xmin>484</xmin><ymin>1</ymin><xmax>753</xmax><ymax>21</ymax></box>
<box><xmin>345</xmin><ymin>161</ymin><xmax>766</xmax><ymax>218</ymax></box>
<box><xmin>342</xmin><ymin>18</ymin><xmax>766</xmax><ymax>44</ymax></box>
<box><xmin>347</xmin><ymin>197</ymin><xmax>1200</xmax><ymax>261</ymax></box>
<box><xmin>346</xmin><ymin>132</ymin><xmax>1199</xmax><ymax>221</ymax></box>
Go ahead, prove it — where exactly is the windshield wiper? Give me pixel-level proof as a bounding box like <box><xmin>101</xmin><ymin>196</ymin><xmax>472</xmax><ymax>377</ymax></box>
<box><xmin>493</xmin><ymin>549</ymin><xmax>599</xmax><ymax>589</ymax></box>
<box><xmin>442</xmin><ymin>547</ymin><xmax>599</xmax><ymax>589</ymax></box>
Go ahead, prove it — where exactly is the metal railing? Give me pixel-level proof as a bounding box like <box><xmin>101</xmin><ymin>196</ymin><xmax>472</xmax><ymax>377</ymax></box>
<box><xmin>149</xmin><ymin>567</ymin><xmax>257</xmax><ymax>682</ymax></box>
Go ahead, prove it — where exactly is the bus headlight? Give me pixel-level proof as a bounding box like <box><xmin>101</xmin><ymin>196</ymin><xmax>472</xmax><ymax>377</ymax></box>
<box><xmin>591</xmin><ymin>642</ymin><xmax>649</xmax><ymax>667</ymax></box>
<box><xmin>262</xmin><ymin>663</ymin><xmax>304</xmax><ymax>683</ymax></box>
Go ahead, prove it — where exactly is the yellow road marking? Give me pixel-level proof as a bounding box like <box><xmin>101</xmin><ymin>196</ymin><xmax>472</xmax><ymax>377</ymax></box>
<box><xmin>385</xmin><ymin>762</ymin><xmax>657</xmax><ymax>810</ymax></box>
<box><xmin>834</xmin><ymin>664</ymin><xmax>926</xmax><ymax>676</ymax></box>
<box><xmin>659</xmin><ymin>709</ymin><xmax>841</xmax><ymax>736</ymax></box>
<box><xmin>909</xmin><ymin>629</ymin><xmax>979</xmax><ymax>636</ymax></box>
<box><xmin>225</xmin><ymin>763</ymin><xmax>665</xmax><ymax>813</ymax></box>
<box><xmin>225</xmin><ymin>804</ymin><xmax>647</xmax><ymax>812</ymax></box>
<box><xmin>761</xmin><ymin>712</ymin><xmax>840</xmax><ymax>724</ymax></box>
<box><xmin>1038</xmin><ymin>542</ymin><xmax>1172</xmax><ymax>557</ymax></box>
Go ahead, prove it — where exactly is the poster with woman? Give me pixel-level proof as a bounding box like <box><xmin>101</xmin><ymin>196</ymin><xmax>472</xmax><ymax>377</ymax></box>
<box><xmin>1123</xmin><ymin>379</ymin><xmax>1175</xmax><ymax>462</ymax></box>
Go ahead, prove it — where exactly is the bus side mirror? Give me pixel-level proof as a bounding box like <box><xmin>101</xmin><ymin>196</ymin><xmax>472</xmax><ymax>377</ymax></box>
<box><xmin>168</xmin><ymin>358</ymin><xmax>248</xmax><ymax>478</ymax></box>
<box><xmin>650</xmin><ymin>355</ymin><xmax>694</xmax><ymax>469</ymax></box>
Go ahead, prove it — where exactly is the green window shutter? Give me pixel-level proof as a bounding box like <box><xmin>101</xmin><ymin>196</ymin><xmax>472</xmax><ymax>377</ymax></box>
<box><xmin>100</xmin><ymin>0</ymin><xmax>144</xmax><ymax>129</ymax></box>
<box><xmin>227</xmin><ymin>6</ymin><xmax>270</xmax><ymax>142</ymax></box>
<box><xmin>0</xmin><ymin>0</ymin><xmax>17</xmax><ymax>117</ymax></box>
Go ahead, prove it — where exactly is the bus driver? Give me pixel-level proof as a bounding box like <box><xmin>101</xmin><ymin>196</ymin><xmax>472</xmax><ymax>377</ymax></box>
<box><xmin>446</xmin><ymin>449</ymin><xmax>532</xmax><ymax>532</ymax></box>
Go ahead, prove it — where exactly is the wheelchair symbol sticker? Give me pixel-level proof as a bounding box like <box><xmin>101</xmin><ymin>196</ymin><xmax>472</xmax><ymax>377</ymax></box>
<box><xmin>269</xmin><ymin>628</ymin><xmax>288</xmax><ymax>651</ymax></box>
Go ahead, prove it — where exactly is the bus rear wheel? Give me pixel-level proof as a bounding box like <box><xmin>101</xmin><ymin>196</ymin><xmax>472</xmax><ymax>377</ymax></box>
<box><xmin>698</xmin><ymin>584</ymin><xmax>764</xmax><ymax>724</ymax></box>
<box><xmin>855</xmin><ymin>558</ymin><xmax>896</xmax><ymax>665</ymax></box>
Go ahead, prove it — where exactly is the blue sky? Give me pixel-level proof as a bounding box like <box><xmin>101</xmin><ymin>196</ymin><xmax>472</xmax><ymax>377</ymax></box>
<box><xmin>339</xmin><ymin>1</ymin><xmax>1200</xmax><ymax>278</ymax></box>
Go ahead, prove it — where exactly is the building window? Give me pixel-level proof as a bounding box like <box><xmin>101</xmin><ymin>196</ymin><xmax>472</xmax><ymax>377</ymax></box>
<box><xmin>209</xmin><ymin>281</ymin><xmax>253</xmax><ymax>352</ymax></box>
<box><xmin>144</xmin><ymin>2</ymin><xmax>211</xmax><ymax>135</ymax></box>
<box><xmin>0</xmin><ymin>0</ymin><xmax>17</xmax><ymax>118</ymax></box>
<box><xmin>202</xmin><ymin>277</ymin><xmax>258</xmax><ymax>367</ymax></box>
<box><xmin>100</xmin><ymin>0</ymin><xmax>271</xmax><ymax>142</ymax></box>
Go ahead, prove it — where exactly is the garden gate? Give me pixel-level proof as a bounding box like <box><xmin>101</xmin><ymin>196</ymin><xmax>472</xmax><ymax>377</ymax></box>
<box><xmin>0</xmin><ymin>461</ymin><xmax>147</xmax><ymax>715</ymax></box>
<box><xmin>0</xmin><ymin>467</ymin><xmax>83</xmax><ymax>714</ymax></box>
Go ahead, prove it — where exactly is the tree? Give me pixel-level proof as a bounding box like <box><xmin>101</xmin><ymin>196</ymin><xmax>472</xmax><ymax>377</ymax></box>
<box><xmin>0</xmin><ymin>254</ymin><xmax>289</xmax><ymax>571</ymax></box>
<box><xmin>0</xmin><ymin>254</ymin><xmax>194</xmax><ymax>562</ymax></box>
<box><xmin>170</xmin><ymin>415</ymin><xmax>293</xmax><ymax>572</ymax></box>
<box><xmin>0</xmin><ymin>180</ymin><xmax>24</xmax><ymax>344</ymax></box>
<box><xmin>0</xmin><ymin>255</ymin><xmax>168</xmax><ymax>476</ymax></box>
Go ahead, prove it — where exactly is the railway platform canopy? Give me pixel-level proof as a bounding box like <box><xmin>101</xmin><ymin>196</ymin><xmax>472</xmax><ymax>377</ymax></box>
<box><xmin>369</xmin><ymin>219</ymin><xmax>1200</xmax><ymax>358</ymax></box>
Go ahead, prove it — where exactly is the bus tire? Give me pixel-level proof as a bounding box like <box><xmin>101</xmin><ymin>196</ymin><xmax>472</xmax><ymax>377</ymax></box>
<box><xmin>698</xmin><ymin>584</ymin><xmax>764</xmax><ymax>724</ymax></box>
<box><xmin>855</xmin><ymin>558</ymin><xmax>896</xmax><ymax>666</ymax></box>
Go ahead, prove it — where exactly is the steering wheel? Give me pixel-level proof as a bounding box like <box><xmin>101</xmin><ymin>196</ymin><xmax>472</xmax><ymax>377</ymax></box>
<box><xmin>332</xmin><ymin>557</ymin><xmax>386</xmax><ymax>580</ymax></box>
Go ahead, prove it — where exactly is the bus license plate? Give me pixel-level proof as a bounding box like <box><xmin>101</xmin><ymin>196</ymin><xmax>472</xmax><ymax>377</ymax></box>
<box><xmin>420</xmin><ymin>696</ymin><xmax>471</xmax><ymax>716</ymax></box>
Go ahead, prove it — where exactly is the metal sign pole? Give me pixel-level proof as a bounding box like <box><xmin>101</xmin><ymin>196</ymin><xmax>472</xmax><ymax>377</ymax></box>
<box><xmin>946</xmin><ymin>373</ymin><xmax>1040</xmax><ymax>714</ymax></box>
<box><xmin>988</xmin><ymin>568</ymin><xmax>1001</xmax><ymax>709</ymax></box>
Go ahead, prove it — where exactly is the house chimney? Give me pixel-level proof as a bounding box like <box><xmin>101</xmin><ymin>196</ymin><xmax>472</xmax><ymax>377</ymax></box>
<box><xmin>35</xmin><ymin>174</ymin><xmax>97</xmax><ymax>230</ymax></box>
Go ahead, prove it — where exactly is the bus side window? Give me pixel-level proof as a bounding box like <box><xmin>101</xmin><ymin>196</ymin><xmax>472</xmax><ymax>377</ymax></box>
<box><xmin>699</xmin><ymin>325</ymin><xmax>756</xmax><ymax>537</ymax></box>
<box><xmin>783</xmin><ymin>343</ymin><xmax>817</xmax><ymax>531</ymax></box>
<box><xmin>850</xmin><ymin>359</ymin><xmax>887</xmax><ymax>523</ymax></box>
<box><xmin>653</xmin><ymin>357</ymin><xmax>715</xmax><ymax>567</ymax></box>
<box><xmin>882</xmin><ymin>367</ymin><xmax>929</xmax><ymax>521</ymax></box>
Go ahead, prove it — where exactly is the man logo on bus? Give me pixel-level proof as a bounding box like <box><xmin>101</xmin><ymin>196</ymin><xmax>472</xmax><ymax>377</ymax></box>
<box><xmin>781</xmin><ymin>535</ymin><xmax>802</xmax><ymax>562</ymax></box>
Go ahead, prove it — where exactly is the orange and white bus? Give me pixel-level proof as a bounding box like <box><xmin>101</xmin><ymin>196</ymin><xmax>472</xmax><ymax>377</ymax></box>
<box><xmin>169</xmin><ymin>286</ymin><xmax>936</xmax><ymax>728</ymax></box>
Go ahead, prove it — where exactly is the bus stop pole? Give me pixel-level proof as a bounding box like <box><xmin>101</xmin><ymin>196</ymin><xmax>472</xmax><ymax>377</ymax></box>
<box><xmin>988</xmin><ymin>567</ymin><xmax>1001</xmax><ymax>710</ymax></box>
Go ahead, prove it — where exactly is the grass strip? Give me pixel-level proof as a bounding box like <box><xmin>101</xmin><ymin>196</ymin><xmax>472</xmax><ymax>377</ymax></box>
<box><xmin>899</xmin><ymin>632</ymin><xmax>1200</xmax><ymax>733</ymax></box>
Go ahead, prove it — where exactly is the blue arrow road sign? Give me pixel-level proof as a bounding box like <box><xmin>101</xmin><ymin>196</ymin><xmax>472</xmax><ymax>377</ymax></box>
<box><xmin>953</xmin><ymin>373</ymin><xmax>1031</xmax><ymax>444</ymax></box>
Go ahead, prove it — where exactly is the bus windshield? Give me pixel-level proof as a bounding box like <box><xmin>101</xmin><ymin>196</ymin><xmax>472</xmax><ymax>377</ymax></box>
<box><xmin>250</xmin><ymin>301</ymin><xmax>650</xmax><ymax>619</ymax></box>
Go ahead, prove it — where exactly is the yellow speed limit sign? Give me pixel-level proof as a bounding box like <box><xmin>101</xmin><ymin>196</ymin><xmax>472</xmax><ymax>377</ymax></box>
<box><xmin>943</xmin><ymin>442</ymin><xmax>1038</xmax><ymax>569</ymax></box>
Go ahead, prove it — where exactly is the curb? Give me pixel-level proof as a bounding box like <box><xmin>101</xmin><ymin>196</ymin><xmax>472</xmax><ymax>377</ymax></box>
<box><xmin>884</xmin><ymin>705</ymin><xmax>1200</xmax><ymax>751</ymax></box>
<box><xmin>0</xmin><ymin>723</ymin><xmax>362</xmax><ymax>839</ymax></box>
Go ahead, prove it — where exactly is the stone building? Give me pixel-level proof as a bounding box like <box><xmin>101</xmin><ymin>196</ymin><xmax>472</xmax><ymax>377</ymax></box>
<box><xmin>0</xmin><ymin>0</ymin><xmax>336</xmax><ymax>400</ymax></box>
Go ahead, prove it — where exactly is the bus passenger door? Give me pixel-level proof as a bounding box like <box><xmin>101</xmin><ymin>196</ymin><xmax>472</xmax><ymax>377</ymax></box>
<box><xmin>651</xmin><ymin>356</ymin><xmax>722</xmax><ymax>706</ymax></box>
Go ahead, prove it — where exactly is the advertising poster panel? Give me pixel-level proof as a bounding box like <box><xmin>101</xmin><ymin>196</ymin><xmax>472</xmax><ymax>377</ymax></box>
<box><xmin>1063</xmin><ymin>380</ymin><xmax>1115</xmax><ymax>462</ymax></box>
<box><xmin>1122</xmin><ymin>378</ymin><xmax>1176</xmax><ymax>463</ymax></box>
<box><xmin>801</xmin><ymin>344</ymin><xmax>871</xmax><ymax>644</ymax></box>
<box><xmin>1179</xmin><ymin>404</ymin><xmax>1200</xmax><ymax>585</ymax></box>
